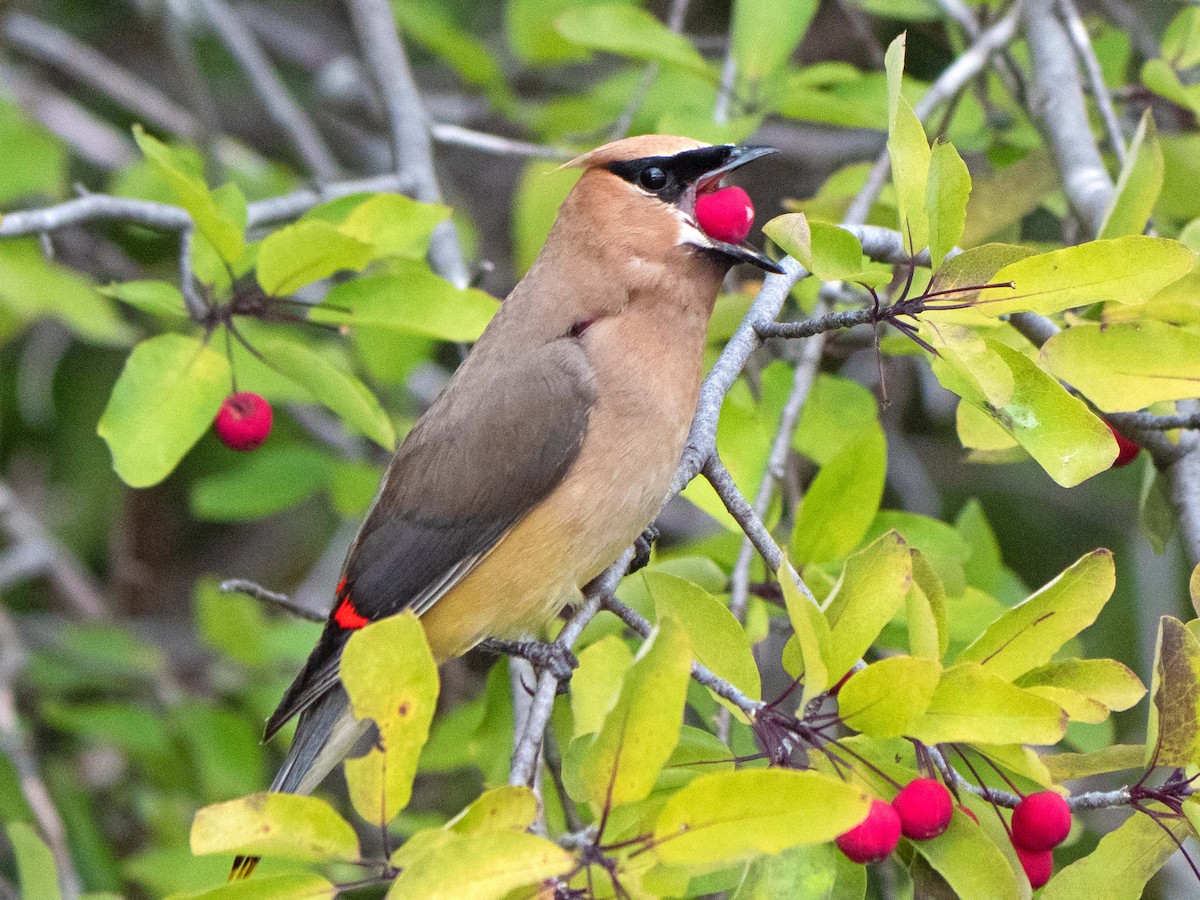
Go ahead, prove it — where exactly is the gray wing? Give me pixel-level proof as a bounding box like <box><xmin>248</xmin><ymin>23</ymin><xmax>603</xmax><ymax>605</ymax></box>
<box><xmin>265</xmin><ymin>337</ymin><xmax>595</xmax><ymax>739</ymax></box>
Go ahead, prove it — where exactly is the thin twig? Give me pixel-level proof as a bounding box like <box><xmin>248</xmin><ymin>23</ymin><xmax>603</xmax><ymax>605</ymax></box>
<box><xmin>1057</xmin><ymin>0</ymin><xmax>1126</xmax><ymax>165</ymax></box>
<box><xmin>198</xmin><ymin>0</ymin><xmax>339</xmax><ymax>181</ymax></box>
<box><xmin>344</xmin><ymin>0</ymin><xmax>468</xmax><ymax>287</ymax></box>
<box><xmin>219</xmin><ymin>578</ymin><xmax>325</xmax><ymax>622</ymax></box>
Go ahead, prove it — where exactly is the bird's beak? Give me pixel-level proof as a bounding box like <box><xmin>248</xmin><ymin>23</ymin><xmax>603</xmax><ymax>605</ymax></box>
<box><xmin>696</xmin><ymin>145</ymin><xmax>785</xmax><ymax>275</ymax></box>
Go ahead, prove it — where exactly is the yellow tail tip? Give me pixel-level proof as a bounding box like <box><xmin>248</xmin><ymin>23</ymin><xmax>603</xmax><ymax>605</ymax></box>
<box><xmin>229</xmin><ymin>855</ymin><xmax>260</xmax><ymax>881</ymax></box>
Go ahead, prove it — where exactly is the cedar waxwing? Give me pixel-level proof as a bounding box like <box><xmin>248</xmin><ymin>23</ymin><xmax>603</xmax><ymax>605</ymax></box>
<box><xmin>232</xmin><ymin>135</ymin><xmax>779</xmax><ymax>879</ymax></box>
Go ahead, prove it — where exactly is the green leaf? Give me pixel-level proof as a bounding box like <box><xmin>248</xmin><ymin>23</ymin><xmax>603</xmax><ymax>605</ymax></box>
<box><xmin>731</xmin><ymin>842</ymin><xmax>838</xmax><ymax>900</ymax></box>
<box><xmin>1099</xmin><ymin>110</ymin><xmax>1163</xmax><ymax>239</ymax></box>
<box><xmin>1163</xmin><ymin>7</ymin><xmax>1200</xmax><ymax>69</ymax></box>
<box><xmin>98</xmin><ymin>280</ymin><xmax>190</xmax><ymax>321</ymax></box>
<box><xmin>1145</xmin><ymin>616</ymin><xmax>1200</xmax><ymax>768</ymax></box>
<box><xmin>910</xmin><ymin>814</ymin><xmax>1024</xmax><ymax>900</ymax></box>
<box><xmin>793</xmin><ymin>374</ymin><xmax>880</xmax><ymax>465</ymax></box>
<box><xmin>570</xmin><ymin>635</ymin><xmax>633</xmax><ymax>738</ymax></box>
<box><xmin>730</xmin><ymin>0</ymin><xmax>818</xmax><ymax>83</ymax></box>
<box><xmin>961</xmin><ymin>150</ymin><xmax>1059</xmax><ymax>247</ymax></box>
<box><xmin>977</xmin><ymin>237</ymin><xmax>1196</xmax><ymax>317</ymax></box>
<box><xmin>1040</xmin><ymin>321</ymin><xmax>1200</xmax><ymax>413</ymax></box>
<box><xmin>1044</xmin><ymin>744</ymin><xmax>1145</xmax><ymax>782</ymax></box>
<box><xmin>338</xmin><ymin>193</ymin><xmax>451</xmax><ymax>260</ymax></box>
<box><xmin>190</xmin><ymin>445</ymin><xmax>332</xmax><ymax>521</ymax></box>
<box><xmin>1142</xmin><ymin>59</ymin><xmax>1200</xmax><ymax>118</ymax></box>
<box><xmin>341</xmin><ymin>613</ymin><xmax>439</xmax><ymax>824</ymax></box>
<box><xmin>907</xmin><ymin>663</ymin><xmax>1067</xmax><ymax>745</ymax></box>
<box><xmin>864</xmin><ymin>510</ymin><xmax>970</xmax><ymax>598</ymax></box>
<box><xmin>763</xmin><ymin>214</ymin><xmax>865</xmax><ymax>281</ymax></box>
<box><xmin>839</xmin><ymin>656</ymin><xmax>941</xmax><ymax>738</ymax></box>
<box><xmin>644</xmin><ymin>571</ymin><xmax>761</xmax><ymax>702</ymax></box>
<box><xmin>256</xmin><ymin>221</ymin><xmax>373</xmax><ymax>295</ymax></box>
<box><xmin>576</xmin><ymin>616</ymin><xmax>691</xmax><ymax>808</ymax></box>
<box><xmin>0</xmin><ymin>99</ymin><xmax>66</xmax><ymax>202</ymax></box>
<box><xmin>653</xmin><ymin>769</ymin><xmax>872</xmax><ymax>867</ymax></box>
<box><xmin>98</xmin><ymin>334</ymin><xmax>231</xmax><ymax>488</ymax></box>
<box><xmin>791</xmin><ymin>427</ymin><xmax>887</xmax><ymax>564</ymax></box>
<box><xmin>314</xmin><ymin>264</ymin><xmax>499</xmax><ymax>342</ymax></box>
<box><xmin>7</xmin><ymin>822</ymin><xmax>63</xmax><ymax>900</ymax></box>
<box><xmin>825</xmin><ymin>531</ymin><xmax>913</xmax><ymax>680</ymax></box>
<box><xmin>885</xmin><ymin>34</ymin><xmax>931</xmax><ymax>252</ymax></box>
<box><xmin>923</xmin><ymin>323</ymin><xmax>1014</xmax><ymax>408</ymax></box>
<box><xmin>1017</xmin><ymin>659</ymin><xmax>1145</xmax><ymax>713</ymax></box>
<box><xmin>190</xmin><ymin>793</ymin><xmax>360</xmax><ymax>862</ymax></box>
<box><xmin>925</xmin><ymin>140</ymin><xmax>971</xmax><ymax>268</ymax></box>
<box><xmin>133</xmin><ymin>125</ymin><xmax>246</xmax><ymax>264</ymax></box>
<box><xmin>506</xmin><ymin>0</ymin><xmax>638</xmax><ymax>66</ymax></box>
<box><xmin>1040</xmin><ymin>811</ymin><xmax>1191</xmax><ymax>900</ymax></box>
<box><xmin>386</xmin><ymin>830</ymin><xmax>573</xmax><ymax>899</ymax></box>
<box><xmin>167</xmin><ymin>873</ymin><xmax>336</xmax><ymax>900</ymax></box>
<box><xmin>945</xmin><ymin>341</ymin><xmax>1117</xmax><ymax>487</ymax></box>
<box><xmin>956</xmin><ymin>550</ymin><xmax>1116</xmax><ymax>681</ymax></box>
<box><xmin>194</xmin><ymin>578</ymin><xmax>268</xmax><ymax>667</ymax></box>
<box><xmin>555</xmin><ymin>5</ymin><xmax>708</xmax><ymax>74</ymax></box>
<box><xmin>445</xmin><ymin>786</ymin><xmax>538</xmax><ymax>834</ymax></box>
<box><xmin>258</xmin><ymin>338</ymin><xmax>395</xmax><ymax>450</ymax></box>
<box><xmin>780</xmin><ymin>556</ymin><xmax>832</xmax><ymax>707</ymax></box>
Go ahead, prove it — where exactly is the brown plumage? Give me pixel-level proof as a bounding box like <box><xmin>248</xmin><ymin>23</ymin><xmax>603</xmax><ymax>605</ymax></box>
<box><xmin>233</xmin><ymin>135</ymin><xmax>779</xmax><ymax>880</ymax></box>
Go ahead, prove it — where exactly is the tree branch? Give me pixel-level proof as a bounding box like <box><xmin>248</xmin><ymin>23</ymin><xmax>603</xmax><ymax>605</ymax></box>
<box><xmin>1057</xmin><ymin>0</ymin><xmax>1126</xmax><ymax>166</ymax></box>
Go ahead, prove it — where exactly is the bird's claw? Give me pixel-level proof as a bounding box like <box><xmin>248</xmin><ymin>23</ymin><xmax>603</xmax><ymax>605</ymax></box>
<box><xmin>627</xmin><ymin>523</ymin><xmax>660</xmax><ymax>575</ymax></box>
<box><xmin>481</xmin><ymin>638</ymin><xmax>579</xmax><ymax>683</ymax></box>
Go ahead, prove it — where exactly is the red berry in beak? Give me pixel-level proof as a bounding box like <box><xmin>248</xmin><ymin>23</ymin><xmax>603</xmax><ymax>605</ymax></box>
<box><xmin>695</xmin><ymin>185</ymin><xmax>755</xmax><ymax>245</ymax></box>
<box><xmin>836</xmin><ymin>798</ymin><xmax>901</xmax><ymax>863</ymax></box>
<box><xmin>1014</xmin><ymin>844</ymin><xmax>1054</xmax><ymax>889</ymax></box>
<box><xmin>215</xmin><ymin>392</ymin><xmax>273</xmax><ymax>451</ymax></box>
<box><xmin>1107</xmin><ymin>422</ymin><xmax>1140</xmax><ymax>468</ymax></box>
<box><xmin>1011</xmin><ymin>791</ymin><xmax>1071</xmax><ymax>851</ymax></box>
<box><xmin>892</xmin><ymin>778</ymin><xmax>953</xmax><ymax>840</ymax></box>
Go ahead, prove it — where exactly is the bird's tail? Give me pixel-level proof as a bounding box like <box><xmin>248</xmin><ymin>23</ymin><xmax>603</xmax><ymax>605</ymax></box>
<box><xmin>228</xmin><ymin>688</ymin><xmax>369</xmax><ymax>881</ymax></box>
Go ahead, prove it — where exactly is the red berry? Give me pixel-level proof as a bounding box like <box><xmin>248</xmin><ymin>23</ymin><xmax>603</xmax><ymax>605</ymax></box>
<box><xmin>836</xmin><ymin>798</ymin><xmax>901</xmax><ymax>864</ymax></box>
<box><xmin>1011</xmin><ymin>791</ymin><xmax>1071</xmax><ymax>851</ymax></box>
<box><xmin>214</xmin><ymin>392</ymin><xmax>272</xmax><ymax>451</ymax></box>
<box><xmin>1107</xmin><ymin>423</ymin><xmax>1139</xmax><ymax>468</ymax></box>
<box><xmin>1015</xmin><ymin>844</ymin><xmax>1054</xmax><ymax>889</ymax></box>
<box><xmin>695</xmin><ymin>185</ymin><xmax>755</xmax><ymax>244</ymax></box>
<box><xmin>892</xmin><ymin>778</ymin><xmax>953</xmax><ymax>840</ymax></box>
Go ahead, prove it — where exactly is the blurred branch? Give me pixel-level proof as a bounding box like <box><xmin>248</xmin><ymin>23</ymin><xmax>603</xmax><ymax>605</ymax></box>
<box><xmin>198</xmin><ymin>0</ymin><xmax>339</xmax><ymax>181</ymax></box>
<box><xmin>1057</xmin><ymin>0</ymin><xmax>1126</xmax><ymax>165</ymax></box>
<box><xmin>0</xmin><ymin>481</ymin><xmax>107</xmax><ymax>621</ymax></box>
<box><xmin>934</xmin><ymin>0</ymin><xmax>1026</xmax><ymax>101</ymax></box>
<box><xmin>1109</xmin><ymin>411</ymin><xmax>1200</xmax><ymax>432</ymax></box>
<box><xmin>2</xmin><ymin>11</ymin><xmax>200</xmax><ymax>139</ymax></box>
<box><xmin>0</xmin><ymin>606</ymin><xmax>81</xmax><ymax>900</ymax></box>
<box><xmin>219</xmin><ymin>578</ymin><xmax>324</xmax><ymax>622</ymax></box>
<box><xmin>345</xmin><ymin>0</ymin><xmax>468</xmax><ymax>287</ymax></box>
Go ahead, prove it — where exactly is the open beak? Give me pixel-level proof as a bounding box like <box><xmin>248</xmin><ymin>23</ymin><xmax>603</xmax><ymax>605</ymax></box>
<box><xmin>697</xmin><ymin>145</ymin><xmax>785</xmax><ymax>275</ymax></box>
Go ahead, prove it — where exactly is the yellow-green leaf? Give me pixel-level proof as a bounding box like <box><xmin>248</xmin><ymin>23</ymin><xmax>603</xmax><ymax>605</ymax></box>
<box><xmin>576</xmin><ymin>617</ymin><xmax>691</xmax><ymax>808</ymax></box>
<box><xmin>839</xmin><ymin>656</ymin><xmax>941</xmax><ymax>738</ymax></box>
<box><xmin>341</xmin><ymin>613</ymin><xmax>439</xmax><ymax>825</ymax></box>
<box><xmin>258</xmin><ymin>338</ymin><xmax>395</xmax><ymax>450</ymax></box>
<box><xmin>1099</xmin><ymin>110</ymin><xmax>1163</xmax><ymax>239</ymax></box>
<box><xmin>763</xmin><ymin>214</ymin><xmax>865</xmax><ymax>281</ymax></box>
<box><xmin>884</xmin><ymin>34</ymin><xmax>930</xmax><ymax>252</ymax></box>
<box><xmin>824</xmin><ymin>531</ymin><xmax>913</xmax><ymax>680</ymax></box>
<box><xmin>977</xmin><ymin>237</ymin><xmax>1196</xmax><ymax>317</ymax></box>
<box><xmin>1041</xmin><ymin>321</ymin><xmax>1200</xmax><ymax>413</ymax></box>
<box><xmin>98</xmin><ymin>334</ymin><xmax>230</xmax><ymax>488</ymax></box>
<box><xmin>445</xmin><ymin>786</ymin><xmax>538</xmax><ymax>834</ymax></box>
<box><xmin>1017</xmin><ymin>658</ymin><xmax>1145</xmax><ymax>712</ymax></box>
<box><xmin>315</xmin><ymin>264</ymin><xmax>499</xmax><ymax>342</ymax></box>
<box><xmin>571</xmin><ymin>635</ymin><xmax>634</xmax><ymax>739</ymax></box>
<box><xmin>555</xmin><ymin>5</ymin><xmax>708</xmax><ymax>74</ymax></box>
<box><xmin>956</xmin><ymin>550</ymin><xmax>1115</xmax><ymax>681</ymax></box>
<box><xmin>910</xmin><ymin>814</ymin><xmax>1024</xmax><ymax>900</ymax></box>
<box><xmin>1044</xmin><ymin>744</ymin><xmax>1145</xmax><ymax>782</ymax></box>
<box><xmin>167</xmin><ymin>873</ymin><xmax>336</xmax><ymax>900</ymax></box>
<box><xmin>644</xmin><ymin>570</ymin><xmax>761</xmax><ymax>702</ymax></box>
<box><xmin>7</xmin><ymin>823</ymin><xmax>62</xmax><ymax>900</ymax></box>
<box><xmin>730</xmin><ymin>0</ymin><xmax>818</xmax><ymax>83</ymax></box>
<box><xmin>338</xmin><ymin>193</ymin><xmax>450</xmax><ymax>260</ymax></box>
<box><xmin>907</xmin><ymin>663</ymin><xmax>1068</xmax><ymax>745</ymax></box>
<box><xmin>256</xmin><ymin>221</ymin><xmax>373</xmax><ymax>295</ymax></box>
<box><xmin>1040</xmin><ymin>811</ymin><xmax>1191</xmax><ymax>900</ymax></box>
<box><xmin>387</xmin><ymin>830</ymin><xmax>573</xmax><ymax>900</ymax></box>
<box><xmin>926</xmin><ymin>140</ymin><xmax>971</xmax><ymax>268</ymax></box>
<box><xmin>780</xmin><ymin>556</ymin><xmax>831</xmax><ymax>708</ymax></box>
<box><xmin>190</xmin><ymin>793</ymin><xmax>359</xmax><ymax>862</ymax></box>
<box><xmin>791</xmin><ymin>427</ymin><xmax>887</xmax><ymax>564</ymax></box>
<box><xmin>1145</xmin><ymin>616</ymin><xmax>1200</xmax><ymax>768</ymax></box>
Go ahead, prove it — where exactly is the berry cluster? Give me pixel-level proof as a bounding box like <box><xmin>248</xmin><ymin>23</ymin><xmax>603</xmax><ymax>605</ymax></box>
<box><xmin>1010</xmin><ymin>791</ymin><xmax>1072</xmax><ymax>888</ymax></box>
<box><xmin>835</xmin><ymin>780</ymin><xmax>1072</xmax><ymax>891</ymax></box>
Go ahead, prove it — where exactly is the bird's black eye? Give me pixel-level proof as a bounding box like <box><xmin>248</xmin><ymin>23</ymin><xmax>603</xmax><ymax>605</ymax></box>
<box><xmin>639</xmin><ymin>166</ymin><xmax>667</xmax><ymax>191</ymax></box>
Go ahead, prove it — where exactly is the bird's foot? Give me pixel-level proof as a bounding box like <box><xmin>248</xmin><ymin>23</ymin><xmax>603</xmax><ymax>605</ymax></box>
<box><xmin>482</xmin><ymin>638</ymin><xmax>579</xmax><ymax>682</ymax></box>
<box><xmin>627</xmin><ymin>523</ymin><xmax>660</xmax><ymax>575</ymax></box>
